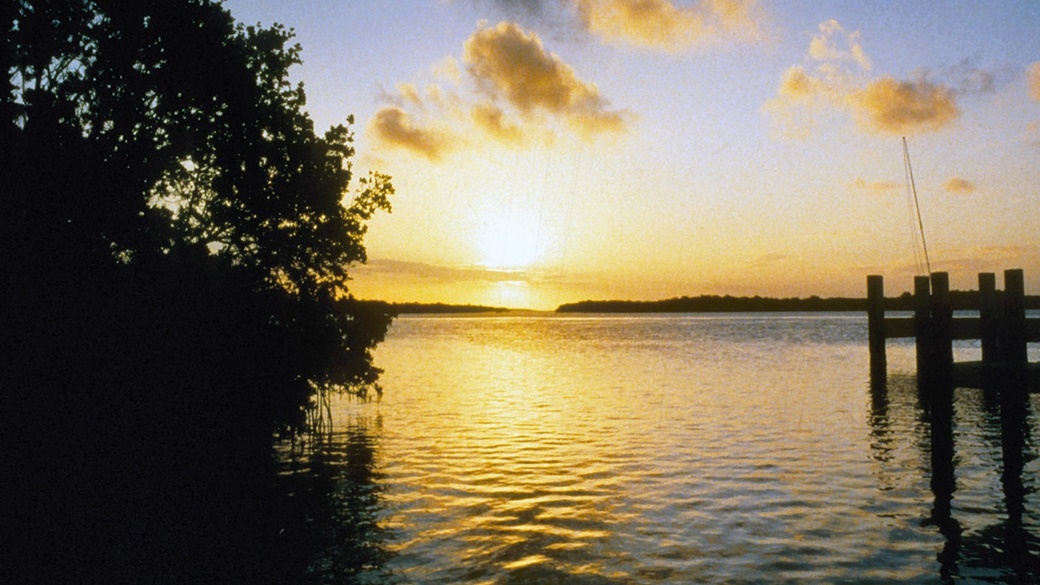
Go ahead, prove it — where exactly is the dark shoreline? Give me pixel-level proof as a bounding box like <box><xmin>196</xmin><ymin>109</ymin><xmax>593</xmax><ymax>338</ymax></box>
<box><xmin>360</xmin><ymin>291</ymin><xmax>1040</xmax><ymax>316</ymax></box>
<box><xmin>556</xmin><ymin>292</ymin><xmax>1040</xmax><ymax>314</ymax></box>
<box><xmin>389</xmin><ymin>302</ymin><xmax>511</xmax><ymax>314</ymax></box>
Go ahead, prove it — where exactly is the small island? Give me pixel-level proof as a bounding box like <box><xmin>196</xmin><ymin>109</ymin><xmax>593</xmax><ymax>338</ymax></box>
<box><xmin>388</xmin><ymin>302</ymin><xmax>511</xmax><ymax>314</ymax></box>
<box><xmin>556</xmin><ymin>291</ymin><xmax>1040</xmax><ymax>313</ymax></box>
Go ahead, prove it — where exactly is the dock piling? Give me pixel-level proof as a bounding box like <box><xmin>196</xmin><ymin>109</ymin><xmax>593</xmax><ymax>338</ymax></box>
<box><xmin>1002</xmin><ymin>269</ymin><xmax>1027</xmax><ymax>368</ymax></box>
<box><xmin>913</xmin><ymin>275</ymin><xmax>931</xmax><ymax>378</ymax></box>
<box><xmin>867</xmin><ymin>275</ymin><xmax>886</xmax><ymax>375</ymax></box>
<box><xmin>931</xmin><ymin>272</ymin><xmax>954</xmax><ymax>376</ymax></box>
<box><xmin>868</xmin><ymin>268</ymin><xmax>1035</xmax><ymax>392</ymax></box>
<box><xmin>979</xmin><ymin>273</ymin><xmax>998</xmax><ymax>365</ymax></box>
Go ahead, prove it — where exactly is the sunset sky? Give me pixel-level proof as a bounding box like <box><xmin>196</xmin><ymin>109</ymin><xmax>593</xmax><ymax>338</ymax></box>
<box><xmin>224</xmin><ymin>0</ymin><xmax>1040</xmax><ymax>309</ymax></box>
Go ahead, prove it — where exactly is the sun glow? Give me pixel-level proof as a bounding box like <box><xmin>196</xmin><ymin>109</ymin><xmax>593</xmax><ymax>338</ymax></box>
<box><xmin>476</xmin><ymin>212</ymin><xmax>543</xmax><ymax>269</ymax></box>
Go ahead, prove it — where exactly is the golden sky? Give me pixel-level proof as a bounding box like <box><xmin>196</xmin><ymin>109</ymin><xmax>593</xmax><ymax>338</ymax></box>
<box><xmin>225</xmin><ymin>1</ymin><xmax>1040</xmax><ymax>309</ymax></box>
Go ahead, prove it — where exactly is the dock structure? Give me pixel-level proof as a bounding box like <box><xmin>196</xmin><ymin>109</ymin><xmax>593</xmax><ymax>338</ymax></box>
<box><xmin>869</xmin><ymin>270</ymin><xmax>1036</xmax><ymax>531</ymax></box>
<box><xmin>867</xmin><ymin>269</ymin><xmax>1039</xmax><ymax>392</ymax></box>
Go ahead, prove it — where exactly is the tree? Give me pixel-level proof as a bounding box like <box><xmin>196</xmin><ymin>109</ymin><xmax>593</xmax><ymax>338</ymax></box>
<box><xmin>2</xmin><ymin>2</ymin><xmax>395</xmax><ymax>580</ymax></box>
<box><xmin>6</xmin><ymin>0</ymin><xmax>392</xmax><ymax>286</ymax></box>
<box><xmin>4</xmin><ymin>0</ymin><xmax>392</xmax><ymax>402</ymax></box>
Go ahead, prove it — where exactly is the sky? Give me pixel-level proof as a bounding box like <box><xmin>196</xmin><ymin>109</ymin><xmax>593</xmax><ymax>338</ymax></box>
<box><xmin>223</xmin><ymin>0</ymin><xmax>1040</xmax><ymax>309</ymax></box>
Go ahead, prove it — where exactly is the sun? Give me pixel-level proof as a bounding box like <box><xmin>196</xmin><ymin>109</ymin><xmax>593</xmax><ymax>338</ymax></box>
<box><xmin>476</xmin><ymin>212</ymin><xmax>542</xmax><ymax>269</ymax></box>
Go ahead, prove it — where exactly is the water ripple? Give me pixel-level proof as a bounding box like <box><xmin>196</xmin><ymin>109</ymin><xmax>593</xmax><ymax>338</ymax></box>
<box><xmin>316</xmin><ymin>314</ymin><xmax>1040</xmax><ymax>583</ymax></box>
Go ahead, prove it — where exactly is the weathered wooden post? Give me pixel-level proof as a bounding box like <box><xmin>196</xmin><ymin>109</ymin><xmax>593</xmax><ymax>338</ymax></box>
<box><xmin>917</xmin><ymin>272</ymin><xmax>954</xmax><ymax>393</ymax></box>
<box><xmin>914</xmin><ymin>275</ymin><xmax>931</xmax><ymax>377</ymax></box>
<box><xmin>930</xmin><ymin>272</ymin><xmax>954</xmax><ymax>373</ymax></box>
<box><xmin>867</xmin><ymin>275</ymin><xmax>886</xmax><ymax>376</ymax></box>
<box><xmin>979</xmin><ymin>272</ymin><xmax>998</xmax><ymax>366</ymax></box>
<box><xmin>1000</xmin><ymin>269</ymin><xmax>1028</xmax><ymax>520</ymax></box>
<box><xmin>1002</xmin><ymin>269</ymin><xmax>1027</xmax><ymax>368</ymax></box>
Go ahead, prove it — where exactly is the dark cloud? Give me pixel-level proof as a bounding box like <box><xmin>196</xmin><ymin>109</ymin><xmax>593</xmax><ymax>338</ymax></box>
<box><xmin>367</xmin><ymin>107</ymin><xmax>457</xmax><ymax>161</ymax></box>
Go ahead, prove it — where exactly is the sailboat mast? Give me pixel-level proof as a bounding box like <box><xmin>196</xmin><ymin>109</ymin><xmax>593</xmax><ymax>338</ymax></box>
<box><xmin>903</xmin><ymin>136</ymin><xmax>932</xmax><ymax>275</ymax></box>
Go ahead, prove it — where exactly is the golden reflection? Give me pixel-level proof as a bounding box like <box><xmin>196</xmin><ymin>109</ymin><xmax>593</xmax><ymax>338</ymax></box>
<box><xmin>485</xmin><ymin>280</ymin><xmax>534</xmax><ymax>308</ymax></box>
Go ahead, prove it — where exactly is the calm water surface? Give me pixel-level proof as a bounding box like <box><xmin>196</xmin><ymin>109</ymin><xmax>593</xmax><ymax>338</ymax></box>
<box><xmin>284</xmin><ymin>313</ymin><xmax>1040</xmax><ymax>583</ymax></box>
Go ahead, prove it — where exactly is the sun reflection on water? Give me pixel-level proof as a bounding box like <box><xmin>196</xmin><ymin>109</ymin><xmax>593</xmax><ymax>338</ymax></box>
<box><xmin>314</xmin><ymin>314</ymin><xmax>1040</xmax><ymax>583</ymax></box>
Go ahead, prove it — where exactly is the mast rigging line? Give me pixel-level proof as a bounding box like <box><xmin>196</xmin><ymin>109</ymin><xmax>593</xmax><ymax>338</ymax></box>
<box><xmin>903</xmin><ymin>136</ymin><xmax>931</xmax><ymax>276</ymax></box>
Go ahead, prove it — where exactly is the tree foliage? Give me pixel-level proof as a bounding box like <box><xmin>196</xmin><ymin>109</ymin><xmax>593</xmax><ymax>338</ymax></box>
<box><xmin>2</xmin><ymin>2</ymin><xmax>395</xmax><ymax>579</ymax></box>
<box><xmin>3</xmin><ymin>0</ymin><xmax>393</xmax><ymax>402</ymax></box>
<box><xmin>4</xmin><ymin>0</ymin><xmax>392</xmax><ymax>295</ymax></box>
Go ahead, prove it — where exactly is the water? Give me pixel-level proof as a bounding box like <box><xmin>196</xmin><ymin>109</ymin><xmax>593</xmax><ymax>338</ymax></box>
<box><xmin>282</xmin><ymin>313</ymin><xmax>1040</xmax><ymax>583</ymax></box>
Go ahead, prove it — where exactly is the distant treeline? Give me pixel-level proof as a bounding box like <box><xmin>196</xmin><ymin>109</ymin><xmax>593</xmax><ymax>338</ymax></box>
<box><xmin>556</xmin><ymin>291</ymin><xmax>1040</xmax><ymax>313</ymax></box>
<box><xmin>387</xmin><ymin>302</ymin><xmax>510</xmax><ymax>314</ymax></box>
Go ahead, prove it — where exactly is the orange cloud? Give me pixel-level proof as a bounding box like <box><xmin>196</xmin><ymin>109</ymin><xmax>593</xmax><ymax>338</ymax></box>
<box><xmin>776</xmin><ymin>66</ymin><xmax>834</xmax><ymax>102</ymax></box>
<box><xmin>463</xmin><ymin>21</ymin><xmax>629</xmax><ymax>133</ymax></box>
<box><xmin>850</xmin><ymin>177</ymin><xmax>898</xmax><ymax>194</ymax></box>
<box><xmin>1029</xmin><ymin>62</ymin><xmax>1040</xmax><ymax>101</ymax></box>
<box><xmin>367</xmin><ymin>107</ymin><xmax>457</xmax><ymax>161</ymax></box>
<box><xmin>368</xmin><ymin>21</ymin><xmax>630</xmax><ymax>160</ymax></box>
<box><xmin>942</xmin><ymin>177</ymin><xmax>975</xmax><ymax>194</ymax></box>
<box><xmin>1028</xmin><ymin>121</ymin><xmax>1040</xmax><ymax>147</ymax></box>
<box><xmin>850</xmin><ymin>77</ymin><xmax>959</xmax><ymax>135</ymax></box>
<box><xmin>372</xmin><ymin>21</ymin><xmax>632</xmax><ymax>159</ymax></box>
<box><xmin>768</xmin><ymin>20</ymin><xmax>959</xmax><ymax>138</ymax></box>
<box><xmin>470</xmin><ymin>102</ymin><xmax>528</xmax><ymax>144</ymax></box>
<box><xmin>574</xmin><ymin>0</ymin><xmax>761</xmax><ymax>52</ymax></box>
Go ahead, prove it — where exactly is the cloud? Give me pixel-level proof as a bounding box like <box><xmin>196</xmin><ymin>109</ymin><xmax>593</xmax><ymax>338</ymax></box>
<box><xmin>1027</xmin><ymin>121</ymin><xmax>1040</xmax><ymax>147</ymax></box>
<box><xmin>463</xmin><ymin>21</ymin><xmax>629</xmax><ymax>133</ymax></box>
<box><xmin>938</xmin><ymin>58</ymin><xmax>997</xmax><ymax>95</ymax></box>
<box><xmin>367</xmin><ymin>107</ymin><xmax>457</xmax><ymax>161</ymax></box>
<box><xmin>574</xmin><ymin>0</ymin><xmax>762</xmax><ymax>52</ymax></box>
<box><xmin>850</xmin><ymin>77</ymin><xmax>959</xmax><ymax>135</ymax></box>
<box><xmin>767</xmin><ymin>20</ymin><xmax>960</xmax><ymax>138</ymax></box>
<box><xmin>1029</xmin><ymin>62</ymin><xmax>1040</xmax><ymax>101</ymax></box>
<box><xmin>470</xmin><ymin>101</ymin><xmax>528</xmax><ymax>144</ymax></box>
<box><xmin>395</xmin><ymin>83</ymin><xmax>424</xmax><ymax>108</ymax></box>
<box><xmin>432</xmin><ymin>56</ymin><xmax>463</xmax><ymax>84</ymax></box>
<box><xmin>356</xmin><ymin>258</ymin><xmax>549</xmax><ymax>284</ymax></box>
<box><xmin>909</xmin><ymin>245</ymin><xmax>1040</xmax><ymax>277</ymax></box>
<box><xmin>942</xmin><ymin>177</ymin><xmax>975</xmax><ymax>194</ymax></box>
<box><xmin>368</xmin><ymin>21</ymin><xmax>630</xmax><ymax>160</ymax></box>
<box><xmin>747</xmin><ymin>253</ymin><xmax>790</xmax><ymax>269</ymax></box>
<box><xmin>850</xmin><ymin>177</ymin><xmax>898</xmax><ymax>194</ymax></box>
<box><xmin>489</xmin><ymin>0</ymin><xmax>545</xmax><ymax>15</ymax></box>
<box><xmin>809</xmin><ymin>19</ymin><xmax>871</xmax><ymax>71</ymax></box>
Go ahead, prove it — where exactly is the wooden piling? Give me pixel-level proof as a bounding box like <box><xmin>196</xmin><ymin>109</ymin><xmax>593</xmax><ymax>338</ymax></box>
<box><xmin>867</xmin><ymin>275</ymin><xmax>886</xmax><ymax>375</ymax></box>
<box><xmin>914</xmin><ymin>275</ymin><xmax>931</xmax><ymax>377</ymax></box>
<box><xmin>979</xmin><ymin>273</ymin><xmax>998</xmax><ymax>365</ymax></box>
<box><xmin>869</xmin><ymin>268</ymin><xmax>1034</xmax><ymax>391</ymax></box>
<box><xmin>930</xmin><ymin>272</ymin><xmax>954</xmax><ymax>371</ymax></box>
<box><xmin>1002</xmin><ymin>269</ymin><xmax>1027</xmax><ymax>367</ymax></box>
<box><xmin>867</xmin><ymin>268</ymin><xmax>1034</xmax><ymax>501</ymax></box>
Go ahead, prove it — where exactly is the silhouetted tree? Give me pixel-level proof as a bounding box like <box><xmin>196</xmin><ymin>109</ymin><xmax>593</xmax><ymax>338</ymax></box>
<box><xmin>2</xmin><ymin>1</ymin><xmax>394</xmax><ymax>581</ymax></box>
<box><xmin>4</xmin><ymin>0</ymin><xmax>392</xmax><ymax>418</ymax></box>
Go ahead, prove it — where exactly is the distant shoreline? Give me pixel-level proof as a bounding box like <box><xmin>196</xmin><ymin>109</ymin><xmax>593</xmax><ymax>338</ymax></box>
<box><xmin>557</xmin><ymin>295</ymin><xmax>866</xmax><ymax>313</ymax></box>
<box><xmin>386</xmin><ymin>302</ymin><xmax>511</xmax><ymax>314</ymax></box>
<box><xmin>557</xmin><ymin>292</ymin><xmax>1040</xmax><ymax>313</ymax></box>
<box><xmin>360</xmin><ymin>291</ymin><xmax>1040</xmax><ymax>315</ymax></box>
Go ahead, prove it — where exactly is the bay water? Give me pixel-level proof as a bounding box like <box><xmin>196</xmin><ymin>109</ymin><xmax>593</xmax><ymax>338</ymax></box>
<box><xmin>280</xmin><ymin>313</ymin><xmax>1040</xmax><ymax>583</ymax></box>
